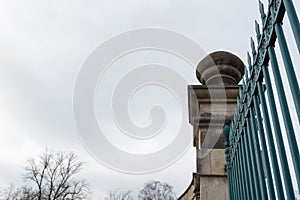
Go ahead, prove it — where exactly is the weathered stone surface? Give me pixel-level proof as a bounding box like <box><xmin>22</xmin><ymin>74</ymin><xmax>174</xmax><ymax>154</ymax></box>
<box><xmin>188</xmin><ymin>85</ymin><xmax>241</xmax><ymax>126</ymax></box>
<box><xmin>211</xmin><ymin>149</ymin><xmax>226</xmax><ymax>175</ymax></box>
<box><xmin>179</xmin><ymin>51</ymin><xmax>243</xmax><ymax>200</ymax></box>
<box><xmin>196</xmin><ymin>149</ymin><xmax>226</xmax><ymax>176</ymax></box>
<box><xmin>196</xmin><ymin>51</ymin><xmax>244</xmax><ymax>85</ymax></box>
<box><xmin>178</xmin><ymin>181</ymin><xmax>196</xmax><ymax>200</ymax></box>
<box><xmin>190</xmin><ymin>86</ymin><xmax>241</xmax><ymax>149</ymax></box>
<box><xmin>199</xmin><ymin>176</ymin><xmax>228</xmax><ymax>200</ymax></box>
<box><xmin>197</xmin><ymin>150</ymin><xmax>211</xmax><ymax>175</ymax></box>
<box><xmin>199</xmin><ymin>126</ymin><xmax>224</xmax><ymax>149</ymax></box>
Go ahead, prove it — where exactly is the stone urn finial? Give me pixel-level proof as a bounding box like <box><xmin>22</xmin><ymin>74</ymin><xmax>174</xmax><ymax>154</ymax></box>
<box><xmin>196</xmin><ymin>51</ymin><xmax>245</xmax><ymax>85</ymax></box>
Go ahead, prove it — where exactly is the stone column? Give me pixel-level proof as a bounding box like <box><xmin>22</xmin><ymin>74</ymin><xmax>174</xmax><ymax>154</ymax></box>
<box><xmin>187</xmin><ymin>51</ymin><xmax>244</xmax><ymax>200</ymax></box>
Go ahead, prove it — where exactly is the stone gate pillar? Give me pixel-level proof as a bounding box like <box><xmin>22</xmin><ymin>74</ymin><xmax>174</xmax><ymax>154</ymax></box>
<box><xmin>187</xmin><ymin>51</ymin><xmax>244</xmax><ymax>200</ymax></box>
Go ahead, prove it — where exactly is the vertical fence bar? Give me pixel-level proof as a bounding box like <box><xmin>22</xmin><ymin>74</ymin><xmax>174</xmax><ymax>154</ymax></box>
<box><xmin>274</xmin><ymin>23</ymin><xmax>300</xmax><ymax>121</ymax></box>
<box><xmin>230</xmin><ymin>130</ymin><xmax>236</xmax><ymax>200</ymax></box>
<box><xmin>246</xmin><ymin>118</ymin><xmax>262</xmax><ymax>199</ymax></box>
<box><xmin>230</xmin><ymin>164</ymin><xmax>234</xmax><ymax>200</ymax></box>
<box><xmin>249</xmin><ymin>107</ymin><xmax>268</xmax><ymax>199</ymax></box>
<box><xmin>243</xmin><ymin>126</ymin><xmax>256</xmax><ymax>199</ymax></box>
<box><xmin>235</xmin><ymin>153</ymin><xmax>242</xmax><ymax>200</ymax></box>
<box><xmin>231</xmin><ymin>159</ymin><xmax>236</xmax><ymax>200</ymax></box>
<box><xmin>282</xmin><ymin>0</ymin><xmax>300</xmax><ymax>53</ymax></box>
<box><xmin>268</xmin><ymin>46</ymin><xmax>300</xmax><ymax>191</ymax></box>
<box><xmin>257</xmin><ymin>80</ymin><xmax>285</xmax><ymax>199</ymax></box>
<box><xmin>253</xmin><ymin>95</ymin><xmax>276</xmax><ymax>199</ymax></box>
<box><xmin>231</xmin><ymin>166</ymin><xmax>235</xmax><ymax>200</ymax></box>
<box><xmin>225</xmin><ymin>124</ymin><xmax>233</xmax><ymax>200</ymax></box>
<box><xmin>237</xmin><ymin>150</ymin><xmax>244</xmax><ymax>199</ymax></box>
<box><xmin>233</xmin><ymin>168</ymin><xmax>237</xmax><ymax>200</ymax></box>
<box><xmin>236</xmin><ymin>153</ymin><xmax>242</xmax><ymax>200</ymax></box>
<box><xmin>236</xmin><ymin>162</ymin><xmax>240</xmax><ymax>200</ymax></box>
<box><xmin>235</xmin><ymin>165</ymin><xmax>238</xmax><ymax>200</ymax></box>
<box><xmin>232</xmin><ymin>169</ymin><xmax>236</xmax><ymax>200</ymax></box>
<box><xmin>233</xmin><ymin>154</ymin><xmax>238</xmax><ymax>200</ymax></box>
<box><xmin>261</xmin><ymin>64</ymin><xmax>295</xmax><ymax>199</ymax></box>
<box><xmin>225</xmin><ymin>0</ymin><xmax>300</xmax><ymax>198</ymax></box>
<box><xmin>230</xmin><ymin>168</ymin><xmax>234</xmax><ymax>200</ymax></box>
<box><xmin>238</xmin><ymin>148</ymin><xmax>246</xmax><ymax>200</ymax></box>
<box><xmin>227</xmin><ymin>168</ymin><xmax>232</xmax><ymax>200</ymax></box>
<box><xmin>241</xmin><ymin>136</ymin><xmax>252</xmax><ymax>200</ymax></box>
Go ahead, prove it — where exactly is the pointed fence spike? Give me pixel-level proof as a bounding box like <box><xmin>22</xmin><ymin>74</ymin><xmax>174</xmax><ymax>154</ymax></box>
<box><xmin>255</xmin><ymin>20</ymin><xmax>261</xmax><ymax>43</ymax></box>
<box><xmin>247</xmin><ymin>52</ymin><xmax>252</xmax><ymax>67</ymax></box>
<box><xmin>247</xmin><ymin>51</ymin><xmax>253</xmax><ymax>73</ymax></box>
<box><xmin>245</xmin><ymin>71</ymin><xmax>249</xmax><ymax>82</ymax></box>
<box><xmin>243</xmin><ymin>75</ymin><xmax>248</xmax><ymax>88</ymax></box>
<box><xmin>250</xmin><ymin>37</ymin><xmax>257</xmax><ymax>58</ymax></box>
<box><xmin>239</xmin><ymin>87</ymin><xmax>243</xmax><ymax>97</ymax></box>
<box><xmin>242</xmin><ymin>78</ymin><xmax>246</xmax><ymax>92</ymax></box>
<box><xmin>230</xmin><ymin>123</ymin><xmax>234</xmax><ymax>137</ymax></box>
<box><xmin>259</xmin><ymin>0</ymin><xmax>266</xmax><ymax>23</ymax></box>
<box><xmin>245</xmin><ymin>65</ymin><xmax>249</xmax><ymax>78</ymax></box>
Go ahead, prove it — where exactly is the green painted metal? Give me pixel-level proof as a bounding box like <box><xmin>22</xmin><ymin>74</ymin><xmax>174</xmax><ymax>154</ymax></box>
<box><xmin>228</xmin><ymin>171</ymin><xmax>234</xmax><ymax>199</ymax></box>
<box><xmin>257</xmin><ymin>80</ymin><xmax>285</xmax><ymax>199</ymax></box>
<box><xmin>237</xmin><ymin>155</ymin><xmax>243</xmax><ymax>200</ymax></box>
<box><xmin>238</xmin><ymin>150</ymin><xmax>246</xmax><ymax>200</ymax></box>
<box><xmin>235</xmin><ymin>157</ymin><xmax>241</xmax><ymax>200</ymax></box>
<box><xmin>246</xmin><ymin>118</ymin><xmax>262</xmax><ymax>199</ymax></box>
<box><xmin>274</xmin><ymin>23</ymin><xmax>300</xmax><ymax>121</ymax></box>
<box><xmin>282</xmin><ymin>0</ymin><xmax>300</xmax><ymax>53</ymax></box>
<box><xmin>241</xmin><ymin>137</ymin><xmax>251</xmax><ymax>200</ymax></box>
<box><xmin>228</xmin><ymin>168</ymin><xmax>232</xmax><ymax>199</ymax></box>
<box><xmin>233</xmin><ymin>162</ymin><xmax>237</xmax><ymax>200</ymax></box>
<box><xmin>228</xmin><ymin>170</ymin><xmax>232</xmax><ymax>199</ymax></box>
<box><xmin>224</xmin><ymin>0</ymin><xmax>300</xmax><ymax>199</ymax></box>
<box><xmin>244</xmin><ymin>130</ymin><xmax>255</xmax><ymax>198</ymax></box>
<box><xmin>262</xmin><ymin>65</ymin><xmax>295</xmax><ymax>199</ymax></box>
<box><xmin>268</xmin><ymin>46</ymin><xmax>300</xmax><ymax>191</ymax></box>
<box><xmin>253</xmin><ymin>95</ymin><xmax>276</xmax><ymax>199</ymax></box>
<box><xmin>249</xmin><ymin>107</ymin><xmax>268</xmax><ymax>199</ymax></box>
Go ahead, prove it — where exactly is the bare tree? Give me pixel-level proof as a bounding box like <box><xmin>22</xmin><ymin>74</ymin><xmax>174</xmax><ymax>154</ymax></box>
<box><xmin>0</xmin><ymin>184</ymin><xmax>36</xmax><ymax>200</ymax></box>
<box><xmin>138</xmin><ymin>181</ymin><xmax>176</xmax><ymax>200</ymax></box>
<box><xmin>103</xmin><ymin>189</ymin><xmax>134</xmax><ymax>200</ymax></box>
<box><xmin>23</xmin><ymin>149</ymin><xmax>89</xmax><ymax>200</ymax></box>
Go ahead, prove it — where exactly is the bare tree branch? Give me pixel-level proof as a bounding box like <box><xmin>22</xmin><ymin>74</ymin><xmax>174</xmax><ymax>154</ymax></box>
<box><xmin>104</xmin><ymin>189</ymin><xmax>134</xmax><ymax>200</ymax></box>
<box><xmin>138</xmin><ymin>180</ymin><xmax>176</xmax><ymax>200</ymax></box>
<box><xmin>22</xmin><ymin>149</ymin><xmax>89</xmax><ymax>200</ymax></box>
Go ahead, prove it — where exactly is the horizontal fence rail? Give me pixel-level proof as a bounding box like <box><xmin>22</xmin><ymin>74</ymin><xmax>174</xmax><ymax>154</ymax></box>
<box><xmin>224</xmin><ymin>0</ymin><xmax>300</xmax><ymax>199</ymax></box>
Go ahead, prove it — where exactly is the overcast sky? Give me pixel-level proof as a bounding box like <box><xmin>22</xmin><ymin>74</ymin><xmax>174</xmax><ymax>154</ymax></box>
<box><xmin>0</xmin><ymin>0</ymin><xmax>299</xmax><ymax>199</ymax></box>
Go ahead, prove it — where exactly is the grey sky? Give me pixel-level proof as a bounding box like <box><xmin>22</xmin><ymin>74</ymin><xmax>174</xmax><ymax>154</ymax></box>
<box><xmin>0</xmin><ymin>0</ymin><xmax>299</xmax><ymax>199</ymax></box>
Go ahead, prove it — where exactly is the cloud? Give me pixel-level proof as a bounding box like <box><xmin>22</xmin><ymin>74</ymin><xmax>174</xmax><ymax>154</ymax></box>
<box><xmin>0</xmin><ymin>0</ymin><xmax>299</xmax><ymax>198</ymax></box>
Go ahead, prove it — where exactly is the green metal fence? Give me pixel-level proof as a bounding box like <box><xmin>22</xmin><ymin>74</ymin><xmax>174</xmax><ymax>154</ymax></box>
<box><xmin>224</xmin><ymin>0</ymin><xmax>300</xmax><ymax>199</ymax></box>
